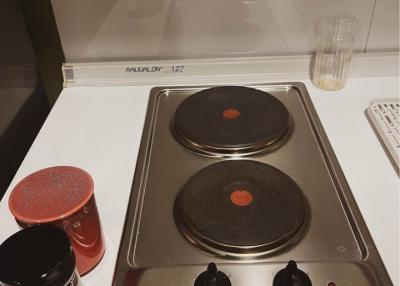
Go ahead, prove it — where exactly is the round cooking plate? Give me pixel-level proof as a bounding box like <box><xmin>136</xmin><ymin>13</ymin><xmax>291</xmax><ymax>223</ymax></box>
<box><xmin>172</xmin><ymin>86</ymin><xmax>292</xmax><ymax>156</ymax></box>
<box><xmin>174</xmin><ymin>160</ymin><xmax>308</xmax><ymax>256</ymax></box>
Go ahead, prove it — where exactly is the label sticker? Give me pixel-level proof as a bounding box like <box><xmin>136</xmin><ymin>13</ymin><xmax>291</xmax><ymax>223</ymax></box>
<box><xmin>125</xmin><ymin>65</ymin><xmax>185</xmax><ymax>74</ymax></box>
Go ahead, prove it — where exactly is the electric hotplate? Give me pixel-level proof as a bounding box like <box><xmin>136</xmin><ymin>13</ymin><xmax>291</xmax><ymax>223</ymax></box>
<box><xmin>113</xmin><ymin>83</ymin><xmax>392</xmax><ymax>286</ymax></box>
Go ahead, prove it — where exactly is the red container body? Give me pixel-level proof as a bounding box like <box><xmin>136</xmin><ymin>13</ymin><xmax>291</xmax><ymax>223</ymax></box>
<box><xmin>9</xmin><ymin>166</ymin><xmax>105</xmax><ymax>275</ymax></box>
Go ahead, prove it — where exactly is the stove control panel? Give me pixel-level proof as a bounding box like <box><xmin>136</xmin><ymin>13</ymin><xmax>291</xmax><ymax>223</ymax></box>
<box><xmin>124</xmin><ymin>262</ymin><xmax>379</xmax><ymax>286</ymax></box>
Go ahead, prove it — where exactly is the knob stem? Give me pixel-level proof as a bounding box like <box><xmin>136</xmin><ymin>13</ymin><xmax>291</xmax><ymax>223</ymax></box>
<box><xmin>273</xmin><ymin>260</ymin><xmax>312</xmax><ymax>286</ymax></box>
<box><xmin>194</xmin><ymin>263</ymin><xmax>231</xmax><ymax>286</ymax></box>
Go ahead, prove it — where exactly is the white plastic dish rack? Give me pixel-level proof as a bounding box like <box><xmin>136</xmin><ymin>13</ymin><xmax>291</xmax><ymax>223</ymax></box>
<box><xmin>367</xmin><ymin>98</ymin><xmax>400</xmax><ymax>172</ymax></box>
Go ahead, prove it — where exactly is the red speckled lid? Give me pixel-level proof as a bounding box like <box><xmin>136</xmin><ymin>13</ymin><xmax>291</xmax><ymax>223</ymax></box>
<box><xmin>9</xmin><ymin>166</ymin><xmax>94</xmax><ymax>224</ymax></box>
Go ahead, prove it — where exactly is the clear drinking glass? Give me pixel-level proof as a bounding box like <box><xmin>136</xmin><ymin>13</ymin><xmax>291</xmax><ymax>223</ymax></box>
<box><xmin>312</xmin><ymin>16</ymin><xmax>355</xmax><ymax>91</ymax></box>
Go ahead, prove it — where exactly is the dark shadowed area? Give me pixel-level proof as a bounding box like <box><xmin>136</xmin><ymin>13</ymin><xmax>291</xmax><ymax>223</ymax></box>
<box><xmin>0</xmin><ymin>0</ymin><xmax>51</xmax><ymax>200</ymax></box>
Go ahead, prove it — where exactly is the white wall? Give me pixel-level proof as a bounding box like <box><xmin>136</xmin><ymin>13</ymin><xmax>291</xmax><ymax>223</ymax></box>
<box><xmin>51</xmin><ymin>0</ymin><xmax>399</xmax><ymax>62</ymax></box>
<box><xmin>366</xmin><ymin>0</ymin><xmax>399</xmax><ymax>52</ymax></box>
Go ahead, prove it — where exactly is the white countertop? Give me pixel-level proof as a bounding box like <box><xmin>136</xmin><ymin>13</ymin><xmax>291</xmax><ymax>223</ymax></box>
<box><xmin>0</xmin><ymin>75</ymin><xmax>398</xmax><ymax>285</ymax></box>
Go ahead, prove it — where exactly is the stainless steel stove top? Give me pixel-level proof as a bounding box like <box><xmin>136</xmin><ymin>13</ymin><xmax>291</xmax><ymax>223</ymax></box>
<box><xmin>113</xmin><ymin>83</ymin><xmax>392</xmax><ymax>286</ymax></box>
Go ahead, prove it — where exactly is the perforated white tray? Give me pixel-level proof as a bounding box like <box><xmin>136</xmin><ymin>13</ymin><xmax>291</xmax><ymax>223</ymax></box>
<box><xmin>367</xmin><ymin>98</ymin><xmax>400</xmax><ymax>171</ymax></box>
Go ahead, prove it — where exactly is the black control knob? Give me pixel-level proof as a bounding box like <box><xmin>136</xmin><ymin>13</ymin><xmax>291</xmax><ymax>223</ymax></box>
<box><xmin>273</xmin><ymin>260</ymin><xmax>312</xmax><ymax>286</ymax></box>
<box><xmin>194</xmin><ymin>263</ymin><xmax>231</xmax><ymax>286</ymax></box>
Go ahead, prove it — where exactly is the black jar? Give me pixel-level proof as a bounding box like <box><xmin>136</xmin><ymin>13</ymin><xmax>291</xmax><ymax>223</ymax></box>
<box><xmin>0</xmin><ymin>225</ymin><xmax>83</xmax><ymax>286</ymax></box>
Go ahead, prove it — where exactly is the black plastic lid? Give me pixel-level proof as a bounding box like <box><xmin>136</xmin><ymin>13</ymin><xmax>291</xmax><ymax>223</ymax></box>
<box><xmin>0</xmin><ymin>225</ymin><xmax>76</xmax><ymax>286</ymax></box>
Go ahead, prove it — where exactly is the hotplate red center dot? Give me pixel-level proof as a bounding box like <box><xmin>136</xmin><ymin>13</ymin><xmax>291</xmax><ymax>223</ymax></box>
<box><xmin>230</xmin><ymin>189</ymin><xmax>253</xmax><ymax>207</ymax></box>
<box><xmin>222</xmin><ymin>108</ymin><xmax>241</xmax><ymax>120</ymax></box>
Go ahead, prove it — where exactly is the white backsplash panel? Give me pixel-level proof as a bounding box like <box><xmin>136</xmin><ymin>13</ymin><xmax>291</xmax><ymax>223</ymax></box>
<box><xmin>51</xmin><ymin>0</ymin><xmax>393</xmax><ymax>62</ymax></box>
<box><xmin>366</xmin><ymin>0</ymin><xmax>399</xmax><ymax>52</ymax></box>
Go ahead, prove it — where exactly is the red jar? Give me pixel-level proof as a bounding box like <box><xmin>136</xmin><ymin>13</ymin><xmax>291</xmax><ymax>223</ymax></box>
<box><xmin>8</xmin><ymin>166</ymin><xmax>106</xmax><ymax>275</ymax></box>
